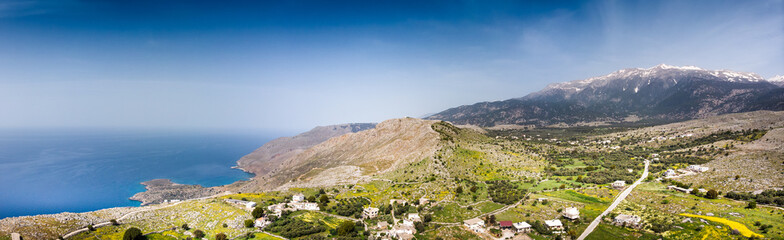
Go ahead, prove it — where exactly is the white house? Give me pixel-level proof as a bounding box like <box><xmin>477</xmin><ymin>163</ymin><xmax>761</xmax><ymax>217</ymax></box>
<box><xmin>291</xmin><ymin>202</ymin><xmax>320</xmax><ymax>211</ymax></box>
<box><xmin>292</xmin><ymin>193</ymin><xmax>305</xmax><ymax>203</ymax></box>
<box><xmin>688</xmin><ymin>165</ymin><xmax>709</xmax><ymax>172</ymax></box>
<box><xmin>407</xmin><ymin>213</ymin><xmax>421</xmax><ymax>222</ymax></box>
<box><xmin>363</xmin><ymin>207</ymin><xmax>379</xmax><ymax>219</ymax></box>
<box><xmin>513</xmin><ymin>222</ymin><xmax>531</xmax><ymax>233</ymax></box>
<box><xmin>663</xmin><ymin>169</ymin><xmax>677</xmax><ymax>177</ymax></box>
<box><xmin>545</xmin><ymin>219</ymin><xmax>563</xmax><ymax>231</ymax></box>
<box><xmin>563</xmin><ymin>207</ymin><xmax>580</xmax><ymax>220</ymax></box>
<box><xmin>614</xmin><ymin>214</ymin><xmax>641</xmax><ymax>227</ymax></box>
<box><xmin>463</xmin><ymin>218</ymin><xmax>485</xmax><ymax>232</ymax></box>
<box><xmin>225</xmin><ymin>199</ymin><xmax>257</xmax><ymax>210</ymax></box>
<box><xmin>419</xmin><ymin>197</ymin><xmax>429</xmax><ymax>205</ymax></box>
<box><xmin>390</xmin><ymin>199</ymin><xmax>407</xmax><ymax>205</ymax></box>
<box><xmin>254</xmin><ymin>217</ymin><xmax>271</xmax><ymax>228</ymax></box>
<box><xmin>612</xmin><ymin>180</ymin><xmax>626</xmax><ymax>188</ymax></box>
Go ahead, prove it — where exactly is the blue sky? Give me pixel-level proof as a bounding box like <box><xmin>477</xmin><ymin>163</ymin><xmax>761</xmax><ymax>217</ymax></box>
<box><xmin>1</xmin><ymin>0</ymin><xmax>782</xmax><ymax>132</ymax></box>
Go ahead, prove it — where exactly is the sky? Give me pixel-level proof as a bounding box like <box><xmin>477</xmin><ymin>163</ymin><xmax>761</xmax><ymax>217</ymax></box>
<box><xmin>0</xmin><ymin>0</ymin><xmax>782</xmax><ymax>133</ymax></box>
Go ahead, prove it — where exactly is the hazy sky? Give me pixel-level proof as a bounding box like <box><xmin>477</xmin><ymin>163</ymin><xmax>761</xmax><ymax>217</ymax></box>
<box><xmin>1</xmin><ymin>0</ymin><xmax>782</xmax><ymax>132</ymax></box>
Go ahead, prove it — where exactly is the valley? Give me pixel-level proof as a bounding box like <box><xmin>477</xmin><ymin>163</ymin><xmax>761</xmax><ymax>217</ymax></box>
<box><xmin>3</xmin><ymin>110</ymin><xmax>783</xmax><ymax>240</ymax></box>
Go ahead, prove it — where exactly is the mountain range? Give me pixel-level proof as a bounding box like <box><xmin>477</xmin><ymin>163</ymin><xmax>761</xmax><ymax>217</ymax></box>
<box><xmin>427</xmin><ymin>64</ymin><xmax>784</xmax><ymax>127</ymax></box>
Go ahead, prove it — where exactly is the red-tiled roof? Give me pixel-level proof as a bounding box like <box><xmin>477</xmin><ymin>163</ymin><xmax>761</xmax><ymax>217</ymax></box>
<box><xmin>499</xmin><ymin>221</ymin><xmax>513</xmax><ymax>227</ymax></box>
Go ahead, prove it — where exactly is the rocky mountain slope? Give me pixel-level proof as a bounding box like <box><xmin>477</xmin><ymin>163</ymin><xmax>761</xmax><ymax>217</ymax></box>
<box><xmin>236</xmin><ymin>118</ymin><xmax>442</xmax><ymax>191</ymax></box>
<box><xmin>236</xmin><ymin>123</ymin><xmax>375</xmax><ymax>175</ymax></box>
<box><xmin>428</xmin><ymin>64</ymin><xmax>784</xmax><ymax>126</ymax></box>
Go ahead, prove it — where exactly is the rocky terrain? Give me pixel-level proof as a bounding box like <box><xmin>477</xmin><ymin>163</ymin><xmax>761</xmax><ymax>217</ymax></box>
<box><xmin>428</xmin><ymin>64</ymin><xmax>784</xmax><ymax>126</ymax></box>
<box><xmin>237</xmin><ymin>118</ymin><xmax>441</xmax><ymax>191</ymax></box>
<box><xmin>129</xmin><ymin>179</ymin><xmax>222</xmax><ymax>205</ymax></box>
<box><xmin>236</xmin><ymin>123</ymin><xmax>375</xmax><ymax>175</ymax></box>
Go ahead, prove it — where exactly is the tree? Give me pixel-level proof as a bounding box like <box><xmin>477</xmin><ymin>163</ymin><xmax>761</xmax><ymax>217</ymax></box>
<box><xmin>110</xmin><ymin>219</ymin><xmax>119</xmax><ymax>225</ymax></box>
<box><xmin>706</xmin><ymin>189</ymin><xmax>719</xmax><ymax>199</ymax></box>
<box><xmin>215</xmin><ymin>233</ymin><xmax>227</xmax><ymax>240</ymax></box>
<box><xmin>470</xmin><ymin>186</ymin><xmax>478</xmax><ymax>193</ymax></box>
<box><xmin>319</xmin><ymin>195</ymin><xmax>329</xmax><ymax>204</ymax></box>
<box><xmin>252</xmin><ymin>207</ymin><xmax>265</xmax><ymax>218</ymax></box>
<box><xmin>337</xmin><ymin>221</ymin><xmax>356</xmax><ymax>236</ymax></box>
<box><xmin>485</xmin><ymin>214</ymin><xmax>496</xmax><ymax>225</ymax></box>
<box><xmin>87</xmin><ymin>225</ymin><xmax>95</xmax><ymax>231</ymax></box>
<box><xmin>456</xmin><ymin>186</ymin><xmax>463</xmax><ymax>194</ymax></box>
<box><xmin>193</xmin><ymin>229</ymin><xmax>206</xmax><ymax>238</ymax></box>
<box><xmin>747</xmin><ymin>201</ymin><xmax>757</xmax><ymax>209</ymax></box>
<box><xmin>423</xmin><ymin>214</ymin><xmax>433</xmax><ymax>223</ymax></box>
<box><xmin>414</xmin><ymin>221</ymin><xmax>425</xmax><ymax>232</ymax></box>
<box><xmin>307</xmin><ymin>196</ymin><xmax>316</xmax><ymax>202</ymax></box>
<box><xmin>181</xmin><ymin>223</ymin><xmax>190</xmax><ymax>230</ymax></box>
<box><xmin>244</xmin><ymin>219</ymin><xmax>255</xmax><ymax>228</ymax></box>
<box><xmin>123</xmin><ymin>227</ymin><xmax>143</xmax><ymax>240</ymax></box>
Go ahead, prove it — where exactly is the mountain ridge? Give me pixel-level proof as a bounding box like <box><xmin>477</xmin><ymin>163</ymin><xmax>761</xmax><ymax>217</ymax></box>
<box><xmin>428</xmin><ymin>64</ymin><xmax>784</xmax><ymax>126</ymax></box>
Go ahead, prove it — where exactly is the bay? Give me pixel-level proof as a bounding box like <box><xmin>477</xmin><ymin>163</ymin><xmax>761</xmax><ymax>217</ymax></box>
<box><xmin>0</xmin><ymin>128</ymin><xmax>280</xmax><ymax>218</ymax></box>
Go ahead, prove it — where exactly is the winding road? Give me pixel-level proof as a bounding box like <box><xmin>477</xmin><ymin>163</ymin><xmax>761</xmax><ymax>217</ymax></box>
<box><xmin>576</xmin><ymin>160</ymin><xmax>649</xmax><ymax>240</ymax></box>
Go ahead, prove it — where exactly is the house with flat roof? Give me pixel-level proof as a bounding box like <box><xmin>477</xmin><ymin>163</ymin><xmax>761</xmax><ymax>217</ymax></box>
<box><xmin>688</xmin><ymin>165</ymin><xmax>709</xmax><ymax>172</ymax></box>
<box><xmin>224</xmin><ymin>199</ymin><xmax>257</xmax><ymax>209</ymax></box>
<box><xmin>363</xmin><ymin>207</ymin><xmax>379</xmax><ymax>219</ymax></box>
<box><xmin>513</xmin><ymin>222</ymin><xmax>531</xmax><ymax>233</ymax></box>
<box><xmin>463</xmin><ymin>218</ymin><xmax>485</xmax><ymax>232</ymax></box>
<box><xmin>292</xmin><ymin>193</ymin><xmax>305</xmax><ymax>203</ymax></box>
<box><xmin>612</xmin><ymin>180</ymin><xmax>626</xmax><ymax>188</ymax></box>
<box><xmin>545</xmin><ymin>219</ymin><xmax>563</xmax><ymax>231</ymax></box>
<box><xmin>614</xmin><ymin>214</ymin><xmax>642</xmax><ymax>228</ymax></box>
<box><xmin>563</xmin><ymin>207</ymin><xmax>580</xmax><ymax>220</ymax></box>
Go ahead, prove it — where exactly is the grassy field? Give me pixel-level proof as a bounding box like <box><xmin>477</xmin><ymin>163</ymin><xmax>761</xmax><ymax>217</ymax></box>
<box><xmin>679</xmin><ymin>213</ymin><xmax>763</xmax><ymax>238</ymax></box>
<box><xmin>619</xmin><ymin>181</ymin><xmax>784</xmax><ymax>239</ymax></box>
<box><xmin>416</xmin><ymin>225</ymin><xmax>482</xmax><ymax>240</ymax></box>
<box><xmin>585</xmin><ymin>224</ymin><xmax>659</xmax><ymax>240</ymax></box>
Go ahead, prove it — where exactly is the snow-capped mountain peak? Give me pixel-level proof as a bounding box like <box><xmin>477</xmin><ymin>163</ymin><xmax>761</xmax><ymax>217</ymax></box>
<box><xmin>544</xmin><ymin>64</ymin><xmax>765</xmax><ymax>92</ymax></box>
<box><xmin>768</xmin><ymin>75</ymin><xmax>784</xmax><ymax>82</ymax></box>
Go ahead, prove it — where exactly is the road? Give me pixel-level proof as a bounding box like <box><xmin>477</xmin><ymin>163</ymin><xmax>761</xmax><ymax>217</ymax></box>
<box><xmin>576</xmin><ymin>160</ymin><xmax>649</xmax><ymax>240</ymax></box>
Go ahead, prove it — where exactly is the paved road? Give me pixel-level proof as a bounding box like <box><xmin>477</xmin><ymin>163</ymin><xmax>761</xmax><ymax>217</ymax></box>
<box><xmin>576</xmin><ymin>160</ymin><xmax>649</xmax><ymax>240</ymax></box>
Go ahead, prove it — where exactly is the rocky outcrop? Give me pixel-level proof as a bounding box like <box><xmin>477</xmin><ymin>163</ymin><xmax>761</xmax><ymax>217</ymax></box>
<box><xmin>236</xmin><ymin>123</ymin><xmax>375</xmax><ymax>175</ymax></box>
<box><xmin>242</xmin><ymin>118</ymin><xmax>441</xmax><ymax>191</ymax></box>
<box><xmin>129</xmin><ymin>179</ymin><xmax>220</xmax><ymax>205</ymax></box>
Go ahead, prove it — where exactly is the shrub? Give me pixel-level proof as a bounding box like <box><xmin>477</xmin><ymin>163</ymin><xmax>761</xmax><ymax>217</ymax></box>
<box><xmin>123</xmin><ymin>227</ymin><xmax>143</xmax><ymax>240</ymax></box>
<box><xmin>337</xmin><ymin>220</ymin><xmax>356</xmax><ymax>236</ymax></box>
<box><xmin>245</xmin><ymin>219</ymin><xmax>255</xmax><ymax>228</ymax></box>
<box><xmin>181</xmin><ymin>223</ymin><xmax>190</xmax><ymax>230</ymax></box>
<box><xmin>216</xmin><ymin>233</ymin><xmax>227</xmax><ymax>240</ymax></box>
<box><xmin>110</xmin><ymin>219</ymin><xmax>119</xmax><ymax>225</ymax></box>
<box><xmin>706</xmin><ymin>189</ymin><xmax>718</xmax><ymax>199</ymax></box>
<box><xmin>193</xmin><ymin>229</ymin><xmax>205</xmax><ymax>238</ymax></box>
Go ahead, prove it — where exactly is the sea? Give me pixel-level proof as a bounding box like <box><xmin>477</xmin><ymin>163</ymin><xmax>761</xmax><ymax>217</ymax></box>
<box><xmin>0</xmin><ymin>128</ymin><xmax>282</xmax><ymax>218</ymax></box>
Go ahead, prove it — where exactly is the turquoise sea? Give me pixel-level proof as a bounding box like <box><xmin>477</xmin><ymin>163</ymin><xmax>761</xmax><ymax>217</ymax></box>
<box><xmin>0</xmin><ymin>129</ymin><xmax>280</xmax><ymax>218</ymax></box>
